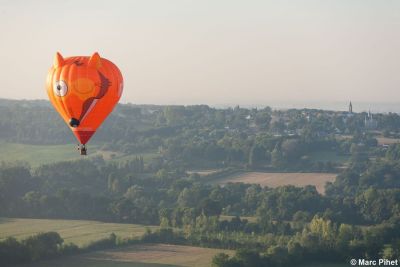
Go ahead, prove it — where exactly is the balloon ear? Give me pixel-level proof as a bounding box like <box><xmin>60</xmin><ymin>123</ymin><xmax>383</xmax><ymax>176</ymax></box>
<box><xmin>54</xmin><ymin>52</ymin><xmax>64</xmax><ymax>68</ymax></box>
<box><xmin>88</xmin><ymin>52</ymin><xmax>101</xmax><ymax>69</ymax></box>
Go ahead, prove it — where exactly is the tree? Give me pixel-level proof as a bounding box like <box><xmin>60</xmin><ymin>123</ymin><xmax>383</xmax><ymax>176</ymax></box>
<box><xmin>254</xmin><ymin>111</ymin><xmax>271</xmax><ymax>129</ymax></box>
<box><xmin>336</xmin><ymin>224</ymin><xmax>354</xmax><ymax>251</ymax></box>
<box><xmin>164</xmin><ymin>106</ymin><xmax>187</xmax><ymax>125</ymax></box>
<box><xmin>266</xmin><ymin>246</ymin><xmax>289</xmax><ymax>266</ymax></box>
<box><xmin>309</xmin><ymin>216</ymin><xmax>337</xmax><ymax>249</ymax></box>
<box><xmin>0</xmin><ymin>237</ymin><xmax>29</xmax><ymax>265</ymax></box>
<box><xmin>248</xmin><ymin>144</ymin><xmax>266</xmax><ymax>167</ymax></box>
<box><xmin>24</xmin><ymin>232</ymin><xmax>63</xmax><ymax>261</ymax></box>
<box><xmin>386</xmin><ymin>144</ymin><xmax>400</xmax><ymax>161</ymax></box>
<box><xmin>212</xmin><ymin>253</ymin><xmax>231</xmax><ymax>267</ymax></box>
<box><xmin>281</xmin><ymin>139</ymin><xmax>303</xmax><ymax>162</ymax></box>
<box><xmin>271</xmin><ymin>146</ymin><xmax>284</xmax><ymax>169</ymax></box>
<box><xmin>199</xmin><ymin>198</ymin><xmax>222</xmax><ymax>216</ymax></box>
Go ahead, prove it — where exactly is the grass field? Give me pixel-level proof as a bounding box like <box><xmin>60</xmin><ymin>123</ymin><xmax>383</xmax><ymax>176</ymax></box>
<box><xmin>0</xmin><ymin>218</ymin><xmax>158</xmax><ymax>247</ymax></box>
<box><xmin>19</xmin><ymin>243</ymin><xmax>233</xmax><ymax>267</ymax></box>
<box><xmin>0</xmin><ymin>142</ymin><xmax>159</xmax><ymax>167</ymax></box>
<box><xmin>214</xmin><ymin>172</ymin><xmax>337</xmax><ymax>194</ymax></box>
<box><xmin>307</xmin><ymin>151</ymin><xmax>349</xmax><ymax>163</ymax></box>
<box><xmin>111</xmin><ymin>151</ymin><xmax>160</xmax><ymax>163</ymax></box>
<box><xmin>0</xmin><ymin>142</ymin><xmax>87</xmax><ymax>167</ymax></box>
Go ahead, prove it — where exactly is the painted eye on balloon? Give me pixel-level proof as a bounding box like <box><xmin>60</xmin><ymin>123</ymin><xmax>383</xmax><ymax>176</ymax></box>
<box><xmin>53</xmin><ymin>80</ymin><xmax>68</xmax><ymax>97</ymax></box>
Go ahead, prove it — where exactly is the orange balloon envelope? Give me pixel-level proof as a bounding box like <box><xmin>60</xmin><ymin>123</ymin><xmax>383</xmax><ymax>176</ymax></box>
<box><xmin>46</xmin><ymin>52</ymin><xmax>123</xmax><ymax>149</ymax></box>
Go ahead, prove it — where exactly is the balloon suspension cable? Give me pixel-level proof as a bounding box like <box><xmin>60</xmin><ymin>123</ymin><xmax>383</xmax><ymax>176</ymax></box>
<box><xmin>77</xmin><ymin>144</ymin><xmax>87</xmax><ymax>156</ymax></box>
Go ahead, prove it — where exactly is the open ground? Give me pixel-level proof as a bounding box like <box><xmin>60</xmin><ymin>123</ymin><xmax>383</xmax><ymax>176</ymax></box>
<box><xmin>16</xmin><ymin>243</ymin><xmax>233</xmax><ymax>267</ymax></box>
<box><xmin>214</xmin><ymin>172</ymin><xmax>337</xmax><ymax>194</ymax></box>
<box><xmin>0</xmin><ymin>218</ymin><xmax>158</xmax><ymax>247</ymax></box>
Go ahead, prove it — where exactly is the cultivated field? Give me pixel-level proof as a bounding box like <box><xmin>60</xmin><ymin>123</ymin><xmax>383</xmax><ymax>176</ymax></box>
<box><xmin>376</xmin><ymin>137</ymin><xmax>400</xmax><ymax>145</ymax></box>
<box><xmin>0</xmin><ymin>218</ymin><xmax>158</xmax><ymax>247</ymax></box>
<box><xmin>215</xmin><ymin>172</ymin><xmax>337</xmax><ymax>194</ymax></box>
<box><xmin>19</xmin><ymin>243</ymin><xmax>233</xmax><ymax>267</ymax></box>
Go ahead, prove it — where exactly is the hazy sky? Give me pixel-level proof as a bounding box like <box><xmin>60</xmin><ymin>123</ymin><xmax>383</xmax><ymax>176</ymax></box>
<box><xmin>0</xmin><ymin>0</ymin><xmax>399</xmax><ymax>106</ymax></box>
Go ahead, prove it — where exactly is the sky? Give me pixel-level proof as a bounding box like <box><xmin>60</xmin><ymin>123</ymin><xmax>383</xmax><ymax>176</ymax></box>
<box><xmin>0</xmin><ymin>0</ymin><xmax>399</xmax><ymax>106</ymax></box>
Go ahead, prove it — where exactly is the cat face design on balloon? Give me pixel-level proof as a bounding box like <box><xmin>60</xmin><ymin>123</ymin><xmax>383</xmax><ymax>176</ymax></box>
<box><xmin>47</xmin><ymin>52</ymin><xmax>123</xmax><ymax>145</ymax></box>
<box><xmin>51</xmin><ymin>52</ymin><xmax>115</xmax><ymax>127</ymax></box>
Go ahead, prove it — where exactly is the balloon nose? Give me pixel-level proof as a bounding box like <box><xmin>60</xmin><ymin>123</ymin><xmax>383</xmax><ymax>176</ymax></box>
<box><xmin>69</xmin><ymin>118</ymin><xmax>80</xmax><ymax>128</ymax></box>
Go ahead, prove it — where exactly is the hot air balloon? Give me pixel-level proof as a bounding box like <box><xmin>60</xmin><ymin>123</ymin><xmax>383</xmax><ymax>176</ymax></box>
<box><xmin>46</xmin><ymin>52</ymin><xmax>123</xmax><ymax>155</ymax></box>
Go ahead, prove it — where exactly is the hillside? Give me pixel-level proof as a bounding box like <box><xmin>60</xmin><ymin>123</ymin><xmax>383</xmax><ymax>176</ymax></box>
<box><xmin>2</xmin><ymin>99</ymin><xmax>400</xmax><ymax>267</ymax></box>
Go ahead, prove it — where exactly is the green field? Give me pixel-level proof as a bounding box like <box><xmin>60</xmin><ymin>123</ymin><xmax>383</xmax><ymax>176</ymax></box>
<box><xmin>307</xmin><ymin>151</ymin><xmax>349</xmax><ymax>163</ymax></box>
<box><xmin>0</xmin><ymin>142</ymin><xmax>159</xmax><ymax>167</ymax></box>
<box><xmin>0</xmin><ymin>142</ymin><xmax>87</xmax><ymax>167</ymax></box>
<box><xmin>0</xmin><ymin>218</ymin><xmax>158</xmax><ymax>247</ymax></box>
<box><xmin>111</xmin><ymin>151</ymin><xmax>160</xmax><ymax>163</ymax></box>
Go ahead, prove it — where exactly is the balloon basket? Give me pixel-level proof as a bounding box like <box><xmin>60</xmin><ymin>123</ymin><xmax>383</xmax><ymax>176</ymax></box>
<box><xmin>78</xmin><ymin>144</ymin><xmax>87</xmax><ymax>156</ymax></box>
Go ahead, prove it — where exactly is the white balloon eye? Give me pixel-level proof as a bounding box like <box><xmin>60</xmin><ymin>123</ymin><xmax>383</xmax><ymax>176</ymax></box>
<box><xmin>53</xmin><ymin>80</ymin><xmax>68</xmax><ymax>97</ymax></box>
